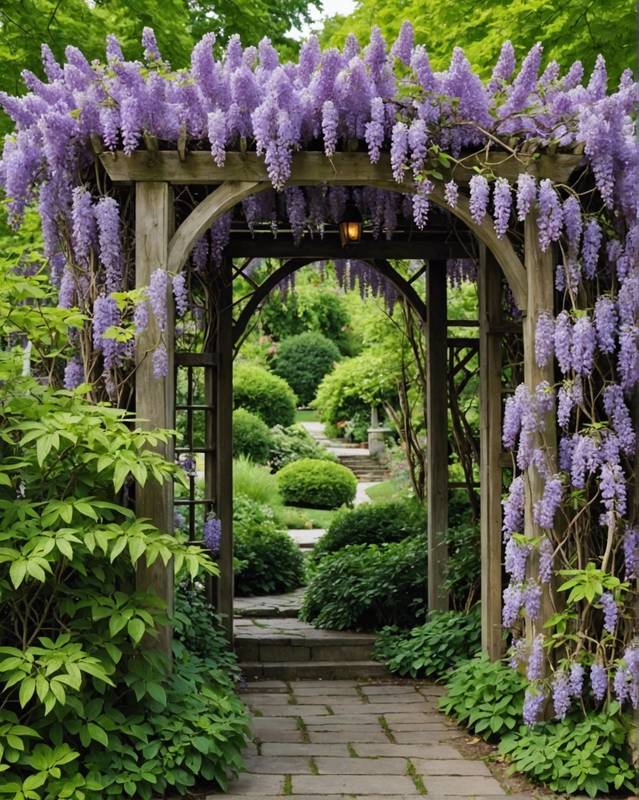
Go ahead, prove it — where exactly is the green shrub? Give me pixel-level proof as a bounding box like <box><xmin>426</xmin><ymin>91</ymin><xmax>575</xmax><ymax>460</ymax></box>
<box><xmin>445</xmin><ymin>524</ymin><xmax>481</xmax><ymax>611</ymax></box>
<box><xmin>375</xmin><ymin>609</ymin><xmax>481</xmax><ymax>679</ymax></box>
<box><xmin>234</xmin><ymin>362</ymin><xmax>297</xmax><ymax>427</ymax></box>
<box><xmin>277</xmin><ymin>458</ymin><xmax>357</xmax><ymax>509</ymax></box>
<box><xmin>233</xmin><ymin>407</ymin><xmax>272</xmax><ymax>463</ymax></box>
<box><xmin>499</xmin><ymin>706</ymin><xmax>636</xmax><ymax>798</ymax></box>
<box><xmin>301</xmin><ymin>537</ymin><xmax>427</xmax><ymax>630</ymax></box>
<box><xmin>311</xmin><ymin>501</ymin><xmax>425</xmax><ymax>563</ymax></box>
<box><xmin>233</xmin><ymin>495</ymin><xmax>305</xmax><ymax>596</ymax></box>
<box><xmin>233</xmin><ymin>455</ymin><xmax>282</xmax><ymax>508</ymax></box>
<box><xmin>313</xmin><ymin>352</ymin><xmax>397</xmax><ymax>438</ymax></box>
<box><xmin>269</xmin><ymin>423</ymin><xmax>336</xmax><ymax>472</ymax></box>
<box><xmin>439</xmin><ymin>654</ymin><xmax>526</xmax><ymax>740</ymax></box>
<box><xmin>272</xmin><ymin>332</ymin><xmax>341</xmax><ymax>405</ymax></box>
<box><xmin>0</xmin><ymin>379</ymin><xmax>248</xmax><ymax>799</ymax></box>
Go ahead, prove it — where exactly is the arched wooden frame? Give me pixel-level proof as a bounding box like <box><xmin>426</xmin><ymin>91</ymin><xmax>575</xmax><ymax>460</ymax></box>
<box><xmin>233</xmin><ymin>256</ymin><xmax>428</xmax><ymax>348</ymax></box>
<box><xmin>109</xmin><ymin>149</ymin><xmax>569</xmax><ymax>660</ymax></box>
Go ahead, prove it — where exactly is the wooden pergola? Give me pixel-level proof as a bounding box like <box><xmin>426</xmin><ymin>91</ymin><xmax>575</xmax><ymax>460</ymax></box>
<box><xmin>99</xmin><ymin>147</ymin><xmax>581</xmax><ymax>659</ymax></box>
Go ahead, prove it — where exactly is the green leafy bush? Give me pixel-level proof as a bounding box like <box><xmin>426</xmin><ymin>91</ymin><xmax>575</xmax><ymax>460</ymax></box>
<box><xmin>234</xmin><ymin>495</ymin><xmax>305</xmax><ymax>595</ymax></box>
<box><xmin>499</xmin><ymin>706</ymin><xmax>636</xmax><ymax>798</ymax></box>
<box><xmin>313</xmin><ymin>352</ymin><xmax>397</xmax><ymax>438</ymax></box>
<box><xmin>444</xmin><ymin>523</ymin><xmax>481</xmax><ymax>611</ymax></box>
<box><xmin>301</xmin><ymin>537</ymin><xmax>427</xmax><ymax>630</ymax></box>
<box><xmin>311</xmin><ymin>501</ymin><xmax>425</xmax><ymax>563</ymax></box>
<box><xmin>233</xmin><ymin>407</ymin><xmax>272</xmax><ymax>463</ymax></box>
<box><xmin>234</xmin><ymin>362</ymin><xmax>297</xmax><ymax>427</ymax></box>
<box><xmin>233</xmin><ymin>455</ymin><xmax>282</xmax><ymax>508</ymax></box>
<box><xmin>0</xmin><ymin>378</ymin><xmax>250</xmax><ymax>799</ymax></box>
<box><xmin>268</xmin><ymin>423</ymin><xmax>336</xmax><ymax>472</ymax></box>
<box><xmin>375</xmin><ymin>609</ymin><xmax>481</xmax><ymax>679</ymax></box>
<box><xmin>439</xmin><ymin>654</ymin><xmax>526</xmax><ymax>739</ymax></box>
<box><xmin>277</xmin><ymin>458</ymin><xmax>357</xmax><ymax>509</ymax></box>
<box><xmin>272</xmin><ymin>332</ymin><xmax>341</xmax><ymax>405</ymax></box>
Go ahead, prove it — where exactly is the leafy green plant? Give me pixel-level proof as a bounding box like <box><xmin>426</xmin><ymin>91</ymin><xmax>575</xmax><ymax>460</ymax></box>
<box><xmin>272</xmin><ymin>331</ymin><xmax>341</xmax><ymax>405</ymax></box>
<box><xmin>233</xmin><ymin>455</ymin><xmax>282</xmax><ymax>508</ymax></box>
<box><xmin>301</xmin><ymin>536</ymin><xmax>427</xmax><ymax>630</ymax></box>
<box><xmin>268</xmin><ymin>423</ymin><xmax>335</xmax><ymax>472</ymax></box>
<box><xmin>439</xmin><ymin>654</ymin><xmax>526</xmax><ymax>739</ymax></box>
<box><xmin>499</xmin><ymin>705</ymin><xmax>636</xmax><ymax>798</ymax></box>
<box><xmin>233</xmin><ymin>495</ymin><xmax>305</xmax><ymax>595</ymax></box>
<box><xmin>311</xmin><ymin>501</ymin><xmax>425</xmax><ymax>564</ymax></box>
<box><xmin>276</xmin><ymin>458</ymin><xmax>357</xmax><ymax>509</ymax></box>
<box><xmin>234</xmin><ymin>361</ymin><xmax>297</xmax><ymax>427</ymax></box>
<box><xmin>375</xmin><ymin>609</ymin><xmax>480</xmax><ymax>679</ymax></box>
<box><xmin>444</xmin><ymin>523</ymin><xmax>481</xmax><ymax>611</ymax></box>
<box><xmin>233</xmin><ymin>407</ymin><xmax>272</xmax><ymax>463</ymax></box>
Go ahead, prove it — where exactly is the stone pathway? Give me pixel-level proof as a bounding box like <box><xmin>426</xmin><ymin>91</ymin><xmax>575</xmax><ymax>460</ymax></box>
<box><xmin>235</xmin><ymin>587</ymin><xmax>306</xmax><ymax>618</ymax></box>
<box><xmin>213</xmin><ymin>679</ymin><xmax>540</xmax><ymax>799</ymax></box>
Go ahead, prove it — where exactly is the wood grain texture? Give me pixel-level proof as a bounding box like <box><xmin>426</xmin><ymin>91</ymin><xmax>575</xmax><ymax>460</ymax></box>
<box><xmin>426</xmin><ymin>261</ymin><xmax>449</xmax><ymax>613</ymax></box>
<box><xmin>479</xmin><ymin>246</ymin><xmax>504</xmax><ymax>660</ymax></box>
<box><xmin>134</xmin><ymin>182</ymin><xmax>175</xmax><ymax>659</ymax></box>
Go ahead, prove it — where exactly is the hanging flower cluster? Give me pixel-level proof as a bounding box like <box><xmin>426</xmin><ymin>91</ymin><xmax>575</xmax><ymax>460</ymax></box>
<box><xmin>0</xmin><ymin>24</ymin><xmax>638</xmax><ymax>724</ymax></box>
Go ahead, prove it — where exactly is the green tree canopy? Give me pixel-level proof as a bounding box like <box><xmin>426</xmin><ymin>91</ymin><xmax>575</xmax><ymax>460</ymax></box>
<box><xmin>321</xmin><ymin>0</ymin><xmax>636</xmax><ymax>86</ymax></box>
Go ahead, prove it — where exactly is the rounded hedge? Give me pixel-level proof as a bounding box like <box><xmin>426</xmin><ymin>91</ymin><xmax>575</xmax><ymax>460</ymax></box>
<box><xmin>272</xmin><ymin>332</ymin><xmax>341</xmax><ymax>405</ymax></box>
<box><xmin>277</xmin><ymin>458</ymin><xmax>357</xmax><ymax>509</ymax></box>
<box><xmin>311</xmin><ymin>500</ymin><xmax>426</xmax><ymax>563</ymax></box>
<box><xmin>269</xmin><ymin>423</ymin><xmax>336</xmax><ymax>472</ymax></box>
<box><xmin>233</xmin><ymin>494</ymin><xmax>305</xmax><ymax>596</ymax></box>
<box><xmin>233</xmin><ymin>408</ymin><xmax>272</xmax><ymax>463</ymax></box>
<box><xmin>234</xmin><ymin>362</ymin><xmax>297</xmax><ymax>427</ymax></box>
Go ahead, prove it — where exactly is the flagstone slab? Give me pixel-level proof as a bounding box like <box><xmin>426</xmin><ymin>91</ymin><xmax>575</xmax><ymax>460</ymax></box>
<box><xmin>291</xmin><ymin>774</ymin><xmax>419</xmax><ymax>794</ymax></box>
<box><xmin>421</xmin><ymin>774</ymin><xmax>507</xmax><ymax>795</ymax></box>
<box><xmin>313</xmin><ymin>756</ymin><xmax>408</xmax><ymax>774</ymax></box>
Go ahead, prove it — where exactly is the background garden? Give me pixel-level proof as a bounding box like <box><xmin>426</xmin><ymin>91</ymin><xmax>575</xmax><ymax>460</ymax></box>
<box><xmin>0</xmin><ymin>1</ymin><xmax>638</xmax><ymax>799</ymax></box>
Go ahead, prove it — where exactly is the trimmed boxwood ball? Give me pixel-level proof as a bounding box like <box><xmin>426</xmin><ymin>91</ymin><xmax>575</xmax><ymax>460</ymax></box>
<box><xmin>233</xmin><ymin>362</ymin><xmax>297</xmax><ymax>427</ymax></box>
<box><xmin>311</xmin><ymin>500</ymin><xmax>426</xmax><ymax>564</ymax></box>
<box><xmin>272</xmin><ymin>332</ymin><xmax>341</xmax><ymax>405</ymax></box>
<box><xmin>232</xmin><ymin>407</ymin><xmax>271</xmax><ymax>463</ymax></box>
<box><xmin>277</xmin><ymin>458</ymin><xmax>357</xmax><ymax>509</ymax></box>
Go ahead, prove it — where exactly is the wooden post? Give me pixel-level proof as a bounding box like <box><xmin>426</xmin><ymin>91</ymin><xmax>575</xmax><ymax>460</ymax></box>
<box><xmin>204</xmin><ymin>288</ymin><xmax>218</xmax><ymax>608</ymax></box>
<box><xmin>522</xmin><ymin>216</ymin><xmax>556</xmax><ymax>637</ymax></box>
<box><xmin>426</xmin><ymin>260</ymin><xmax>449</xmax><ymax>612</ymax></box>
<box><xmin>479</xmin><ymin>246</ymin><xmax>504</xmax><ymax>659</ymax></box>
<box><xmin>135</xmin><ymin>182</ymin><xmax>175</xmax><ymax>659</ymax></box>
<box><xmin>215</xmin><ymin>256</ymin><xmax>234</xmax><ymax>641</ymax></box>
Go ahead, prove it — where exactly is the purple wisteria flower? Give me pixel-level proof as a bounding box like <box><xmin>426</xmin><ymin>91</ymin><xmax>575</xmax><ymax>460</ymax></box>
<box><xmin>502</xmin><ymin>475</ymin><xmax>524</xmax><ymax>537</ymax></box>
<box><xmin>71</xmin><ymin>187</ymin><xmax>95</xmax><ymax>266</ymax></box>
<box><xmin>534</xmin><ymin>312</ymin><xmax>555</xmax><ymax>367</ymax></box>
<box><xmin>152</xmin><ymin>343</ymin><xmax>168</xmax><ymax>378</ymax></box>
<box><xmin>552</xmin><ymin>672</ymin><xmax>572</xmax><ymax>720</ymax></box>
<box><xmin>390</xmin><ymin>122</ymin><xmax>408</xmax><ymax>182</ymax></box>
<box><xmin>523</xmin><ymin>581</ymin><xmax>542</xmax><ymax>620</ymax></box>
<box><xmin>149</xmin><ymin>269</ymin><xmax>169</xmax><ymax>331</ymax></box>
<box><xmin>536</xmin><ymin>179</ymin><xmax>563</xmax><ymax>251</ymax></box>
<box><xmin>534</xmin><ymin>475</ymin><xmax>563</xmax><ymax>529</ymax></box>
<box><xmin>444</xmin><ymin>180</ymin><xmax>458</xmax><ymax>208</ymax></box>
<box><xmin>582</xmin><ymin>219</ymin><xmax>602</xmax><ymax>278</ymax></box>
<box><xmin>539</xmin><ymin>537</ymin><xmax>554</xmax><ymax>583</ymax></box>
<box><xmin>492</xmin><ymin>177</ymin><xmax>511</xmax><ymax>237</ymax></box>
<box><xmin>562</xmin><ymin>195</ymin><xmax>582</xmax><ymax>253</ymax></box>
<box><xmin>554</xmin><ymin>311</ymin><xmax>572</xmax><ymax>375</ymax></box>
<box><xmin>569</xmin><ymin>663</ymin><xmax>584</xmax><ymax>697</ymax></box>
<box><xmin>322</xmin><ymin>100</ymin><xmax>339</xmax><ymax>157</ymax></box>
<box><xmin>590</xmin><ymin>663</ymin><xmax>608</xmax><ymax>703</ymax></box>
<box><xmin>570</xmin><ymin>315</ymin><xmax>595</xmax><ymax>376</ymax></box>
<box><xmin>64</xmin><ymin>356</ymin><xmax>85</xmax><ymax>389</ymax></box>
<box><xmin>469</xmin><ymin>175</ymin><xmax>489</xmax><ymax>223</ymax></box>
<box><xmin>172</xmin><ymin>273</ymin><xmax>188</xmax><ymax>317</ymax></box>
<box><xmin>623</xmin><ymin>528</ymin><xmax>639</xmax><ymax>579</ymax></box>
<box><xmin>96</xmin><ymin>197</ymin><xmax>122</xmax><ymax>293</ymax></box>
<box><xmin>600</xmin><ymin>592</ymin><xmax>618</xmax><ymax>633</ymax></box>
<box><xmin>594</xmin><ymin>296</ymin><xmax>617</xmax><ymax>353</ymax></box>
<box><xmin>502</xmin><ymin>582</ymin><xmax>523</xmax><ymax>627</ymax></box>
<box><xmin>505</xmin><ymin>537</ymin><xmax>529</xmax><ymax>583</ymax></box>
<box><xmin>523</xmin><ymin>689</ymin><xmax>546</xmax><ymax>726</ymax></box>
<box><xmin>134</xmin><ymin>300</ymin><xmax>149</xmax><ymax>336</ymax></box>
<box><xmin>203</xmin><ymin>515</ymin><xmax>222</xmax><ymax>554</ymax></box>
<box><xmin>516</xmin><ymin>174</ymin><xmax>536</xmax><ymax>220</ymax></box>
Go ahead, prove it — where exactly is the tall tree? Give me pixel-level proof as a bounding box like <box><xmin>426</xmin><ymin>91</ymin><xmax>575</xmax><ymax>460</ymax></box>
<box><xmin>321</xmin><ymin>0</ymin><xmax>636</xmax><ymax>85</ymax></box>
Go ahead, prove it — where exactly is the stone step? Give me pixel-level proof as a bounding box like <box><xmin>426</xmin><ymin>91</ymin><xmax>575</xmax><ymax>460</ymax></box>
<box><xmin>240</xmin><ymin>660</ymin><xmax>389</xmax><ymax>680</ymax></box>
<box><xmin>236</xmin><ymin>636</ymin><xmax>376</xmax><ymax>664</ymax></box>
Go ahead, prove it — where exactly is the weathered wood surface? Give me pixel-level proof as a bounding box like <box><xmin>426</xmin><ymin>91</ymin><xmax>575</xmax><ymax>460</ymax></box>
<box><xmin>426</xmin><ymin>261</ymin><xmax>449</xmax><ymax>613</ymax></box>
<box><xmin>523</xmin><ymin>215</ymin><xmax>556</xmax><ymax>644</ymax></box>
<box><xmin>134</xmin><ymin>182</ymin><xmax>175</xmax><ymax>659</ymax></box>
<box><xmin>100</xmin><ymin>150</ymin><xmax>582</xmax><ymax>186</ymax></box>
<box><xmin>215</xmin><ymin>257</ymin><xmax>235</xmax><ymax>641</ymax></box>
<box><xmin>479</xmin><ymin>246</ymin><xmax>504</xmax><ymax>660</ymax></box>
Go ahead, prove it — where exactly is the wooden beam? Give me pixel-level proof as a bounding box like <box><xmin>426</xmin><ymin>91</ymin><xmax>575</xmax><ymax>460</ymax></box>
<box><xmin>215</xmin><ymin>257</ymin><xmax>234</xmax><ymax>641</ymax></box>
<box><xmin>522</xmin><ymin>215</ymin><xmax>556</xmax><ymax>648</ymax></box>
<box><xmin>134</xmin><ymin>182</ymin><xmax>175</xmax><ymax>660</ymax></box>
<box><xmin>167</xmin><ymin>181</ymin><xmax>266</xmax><ymax>275</ymax></box>
<box><xmin>479</xmin><ymin>245</ymin><xmax>504</xmax><ymax>660</ymax></box>
<box><xmin>100</xmin><ymin>150</ymin><xmax>582</xmax><ymax>187</ymax></box>
<box><xmin>226</xmin><ymin>233</ymin><xmax>470</xmax><ymax>260</ymax></box>
<box><xmin>426</xmin><ymin>260</ymin><xmax>449</xmax><ymax>612</ymax></box>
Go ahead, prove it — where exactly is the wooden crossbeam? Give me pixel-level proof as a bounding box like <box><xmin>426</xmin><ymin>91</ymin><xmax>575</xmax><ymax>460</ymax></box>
<box><xmin>99</xmin><ymin>150</ymin><xmax>582</xmax><ymax>186</ymax></box>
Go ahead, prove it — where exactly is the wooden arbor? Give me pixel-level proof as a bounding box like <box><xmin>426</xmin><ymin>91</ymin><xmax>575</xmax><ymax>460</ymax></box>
<box><xmin>101</xmin><ymin>148</ymin><xmax>581</xmax><ymax>658</ymax></box>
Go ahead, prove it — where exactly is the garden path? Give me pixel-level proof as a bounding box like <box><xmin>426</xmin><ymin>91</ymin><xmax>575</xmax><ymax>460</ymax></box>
<box><xmin>214</xmin><ymin>679</ymin><xmax>544</xmax><ymax>800</ymax></box>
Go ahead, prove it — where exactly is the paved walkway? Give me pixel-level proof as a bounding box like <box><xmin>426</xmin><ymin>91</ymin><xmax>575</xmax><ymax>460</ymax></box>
<box><xmin>216</xmin><ymin>680</ymin><xmax>538</xmax><ymax>799</ymax></box>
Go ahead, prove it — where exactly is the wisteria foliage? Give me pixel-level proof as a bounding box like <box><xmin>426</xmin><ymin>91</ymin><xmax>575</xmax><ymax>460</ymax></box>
<box><xmin>1</xmin><ymin>24</ymin><xmax>638</xmax><ymax>722</ymax></box>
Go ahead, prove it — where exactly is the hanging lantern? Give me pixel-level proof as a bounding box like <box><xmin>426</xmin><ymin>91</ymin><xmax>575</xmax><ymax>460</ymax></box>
<box><xmin>339</xmin><ymin>201</ymin><xmax>363</xmax><ymax>246</ymax></box>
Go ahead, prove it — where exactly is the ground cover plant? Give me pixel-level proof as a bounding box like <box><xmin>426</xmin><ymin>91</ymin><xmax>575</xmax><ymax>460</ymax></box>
<box><xmin>301</xmin><ymin>536</ymin><xmax>427</xmax><ymax>630</ymax></box>
<box><xmin>375</xmin><ymin>609</ymin><xmax>481</xmax><ymax>679</ymax></box>
<box><xmin>272</xmin><ymin>331</ymin><xmax>341</xmax><ymax>405</ymax></box>
<box><xmin>277</xmin><ymin>458</ymin><xmax>357</xmax><ymax>509</ymax></box>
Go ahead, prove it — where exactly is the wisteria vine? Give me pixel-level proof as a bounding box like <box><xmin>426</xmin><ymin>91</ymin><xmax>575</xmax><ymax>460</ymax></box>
<box><xmin>0</xmin><ymin>22</ymin><xmax>638</xmax><ymax>723</ymax></box>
